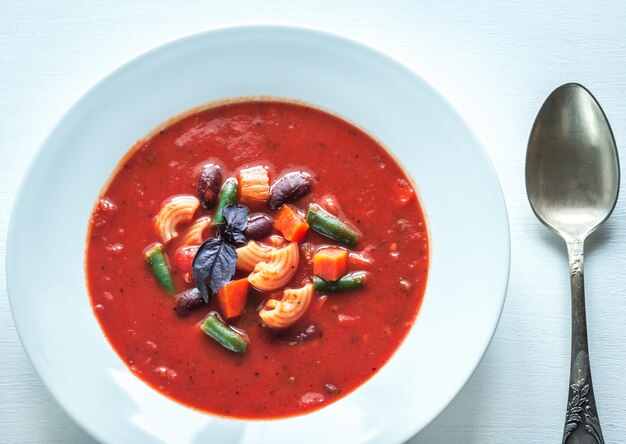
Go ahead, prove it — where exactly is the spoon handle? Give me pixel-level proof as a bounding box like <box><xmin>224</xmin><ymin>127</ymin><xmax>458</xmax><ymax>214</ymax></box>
<box><xmin>562</xmin><ymin>239</ymin><xmax>604</xmax><ymax>444</ymax></box>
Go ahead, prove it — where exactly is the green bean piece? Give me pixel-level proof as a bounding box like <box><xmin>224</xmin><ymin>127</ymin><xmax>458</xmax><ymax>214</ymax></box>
<box><xmin>145</xmin><ymin>243</ymin><xmax>175</xmax><ymax>295</ymax></box>
<box><xmin>313</xmin><ymin>271</ymin><xmax>368</xmax><ymax>292</ymax></box>
<box><xmin>305</xmin><ymin>203</ymin><xmax>360</xmax><ymax>247</ymax></box>
<box><xmin>200</xmin><ymin>313</ymin><xmax>248</xmax><ymax>353</ymax></box>
<box><xmin>213</xmin><ymin>178</ymin><xmax>238</xmax><ymax>225</ymax></box>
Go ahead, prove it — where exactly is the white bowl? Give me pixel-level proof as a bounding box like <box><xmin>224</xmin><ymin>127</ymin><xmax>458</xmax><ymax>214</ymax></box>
<box><xmin>7</xmin><ymin>26</ymin><xmax>509</xmax><ymax>444</ymax></box>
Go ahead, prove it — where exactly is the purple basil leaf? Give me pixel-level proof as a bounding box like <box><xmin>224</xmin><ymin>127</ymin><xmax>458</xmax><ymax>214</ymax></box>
<box><xmin>222</xmin><ymin>204</ymin><xmax>249</xmax><ymax>232</ymax></box>
<box><xmin>222</xmin><ymin>227</ymin><xmax>247</xmax><ymax>245</ymax></box>
<box><xmin>192</xmin><ymin>238</ymin><xmax>237</xmax><ymax>302</ymax></box>
<box><xmin>230</xmin><ymin>231</ymin><xmax>247</xmax><ymax>244</ymax></box>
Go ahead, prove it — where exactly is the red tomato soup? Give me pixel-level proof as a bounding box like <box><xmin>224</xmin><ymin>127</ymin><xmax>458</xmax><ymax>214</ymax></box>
<box><xmin>86</xmin><ymin>100</ymin><xmax>429</xmax><ymax>419</ymax></box>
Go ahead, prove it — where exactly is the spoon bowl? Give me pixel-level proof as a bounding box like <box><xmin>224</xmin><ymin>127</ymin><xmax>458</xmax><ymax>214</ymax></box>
<box><xmin>526</xmin><ymin>83</ymin><xmax>619</xmax><ymax>240</ymax></box>
<box><xmin>526</xmin><ymin>83</ymin><xmax>619</xmax><ymax>444</ymax></box>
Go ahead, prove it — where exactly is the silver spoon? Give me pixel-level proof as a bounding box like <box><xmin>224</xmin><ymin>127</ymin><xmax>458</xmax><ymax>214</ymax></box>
<box><xmin>526</xmin><ymin>83</ymin><xmax>619</xmax><ymax>444</ymax></box>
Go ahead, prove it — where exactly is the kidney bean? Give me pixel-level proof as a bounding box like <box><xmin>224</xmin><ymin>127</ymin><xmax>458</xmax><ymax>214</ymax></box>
<box><xmin>244</xmin><ymin>214</ymin><xmax>273</xmax><ymax>240</ymax></box>
<box><xmin>197</xmin><ymin>164</ymin><xmax>223</xmax><ymax>209</ymax></box>
<box><xmin>274</xmin><ymin>324</ymin><xmax>322</xmax><ymax>345</ymax></box>
<box><xmin>267</xmin><ymin>172</ymin><xmax>311</xmax><ymax>210</ymax></box>
<box><xmin>173</xmin><ymin>288</ymin><xmax>204</xmax><ymax>316</ymax></box>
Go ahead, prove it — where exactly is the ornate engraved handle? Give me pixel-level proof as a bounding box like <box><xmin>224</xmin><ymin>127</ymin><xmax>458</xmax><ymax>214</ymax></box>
<box><xmin>562</xmin><ymin>239</ymin><xmax>604</xmax><ymax>444</ymax></box>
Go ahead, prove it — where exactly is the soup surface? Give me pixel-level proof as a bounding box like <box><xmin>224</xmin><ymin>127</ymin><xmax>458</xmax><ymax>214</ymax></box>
<box><xmin>86</xmin><ymin>100</ymin><xmax>429</xmax><ymax>419</ymax></box>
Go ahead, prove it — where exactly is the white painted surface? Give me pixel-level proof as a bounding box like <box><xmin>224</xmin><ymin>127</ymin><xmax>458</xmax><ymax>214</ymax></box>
<box><xmin>1</xmin><ymin>1</ymin><xmax>625</xmax><ymax>443</ymax></box>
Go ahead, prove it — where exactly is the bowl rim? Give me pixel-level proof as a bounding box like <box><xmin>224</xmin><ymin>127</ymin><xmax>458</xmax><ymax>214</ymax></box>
<box><xmin>6</xmin><ymin>24</ymin><xmax>510</xmax><ymax>444</ymax></box>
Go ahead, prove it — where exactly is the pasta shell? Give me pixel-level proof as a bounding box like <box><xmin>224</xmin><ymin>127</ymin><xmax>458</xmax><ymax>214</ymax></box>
<box><xmin>180</xmin><ymin>215</ymin><xmax>212</xmax><ymax>245</ymax></box>
<box><xmin>236</xmin><ymin>240</ymin><xmax>274</xmax><ymax>272</ymax></box>
<box><xmin>248</xmin><ymin>242</ymin><xmax>299</xmax><ymax>291</ymax></box>
<box><xmin>259</xmin><ymin>283</ymin><xmax>313</xmax><ymax>329</ymax></box>
<box><xmin>154</xmin><ymin>195</ymin><xmax>200</xmax><ymax>243</ymax></box>
<box><xmin>239</xmin><ymin>166</ymin><xmax>270</xmax><ymax>201</ymax></box>
<box><xmin>268</xmin><ymin>235</ymin><xmax>286</xmax><ymax>247</ymax></box>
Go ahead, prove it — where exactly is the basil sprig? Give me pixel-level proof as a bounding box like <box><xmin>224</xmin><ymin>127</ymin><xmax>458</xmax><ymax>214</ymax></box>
<box><xmin>192</xmin><ymin>204</ymin><xmax>248</xmax><ymax>302</ymax></box>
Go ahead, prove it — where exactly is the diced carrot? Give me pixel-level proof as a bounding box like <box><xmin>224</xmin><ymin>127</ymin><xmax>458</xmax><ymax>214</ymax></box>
<box><xmin>314</xmin><ymin>247</ymin><xmax>348</xmax><ymax>281</ymax></box>
<box><xmin>393</xmin><ymin>178</ymin><xmax>414</xmax><ymax>205</ymax></box>
<box><xmin>239</xmin><ymin>166</ymin><xmax>270</xmax><ymax>201</ymax></box>
<box><xmin>274</xmin><ymin>205</ymin><xmax>309</xmax><ymax>242</ymax></box>
<box><xmin>217</xmin><ymin>278</ymin><xmax>249</xmax><ymax>319</ymax></box>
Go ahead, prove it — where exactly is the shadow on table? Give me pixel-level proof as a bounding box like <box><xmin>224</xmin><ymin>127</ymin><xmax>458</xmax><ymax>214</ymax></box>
<box><xmin>407</xmin><ymin>216</ymin><xmax>618</xmax><ymax>444</ymax></box>
<box><xmin>534</xmin><ymin>215</ymin><xmax>616</xmax><ymax>259</ymax></box>
<box><xmin>405</xmin><ymin>367</ymin><xmax>484</xmax><ymax>444</ymax></box>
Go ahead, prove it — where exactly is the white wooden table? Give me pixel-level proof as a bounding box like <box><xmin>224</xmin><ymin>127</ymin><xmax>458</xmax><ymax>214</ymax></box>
<box><xmin>2</xmin><ymin>1</ymin><xmax>626</xmax><ymax>442</ymax></box>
